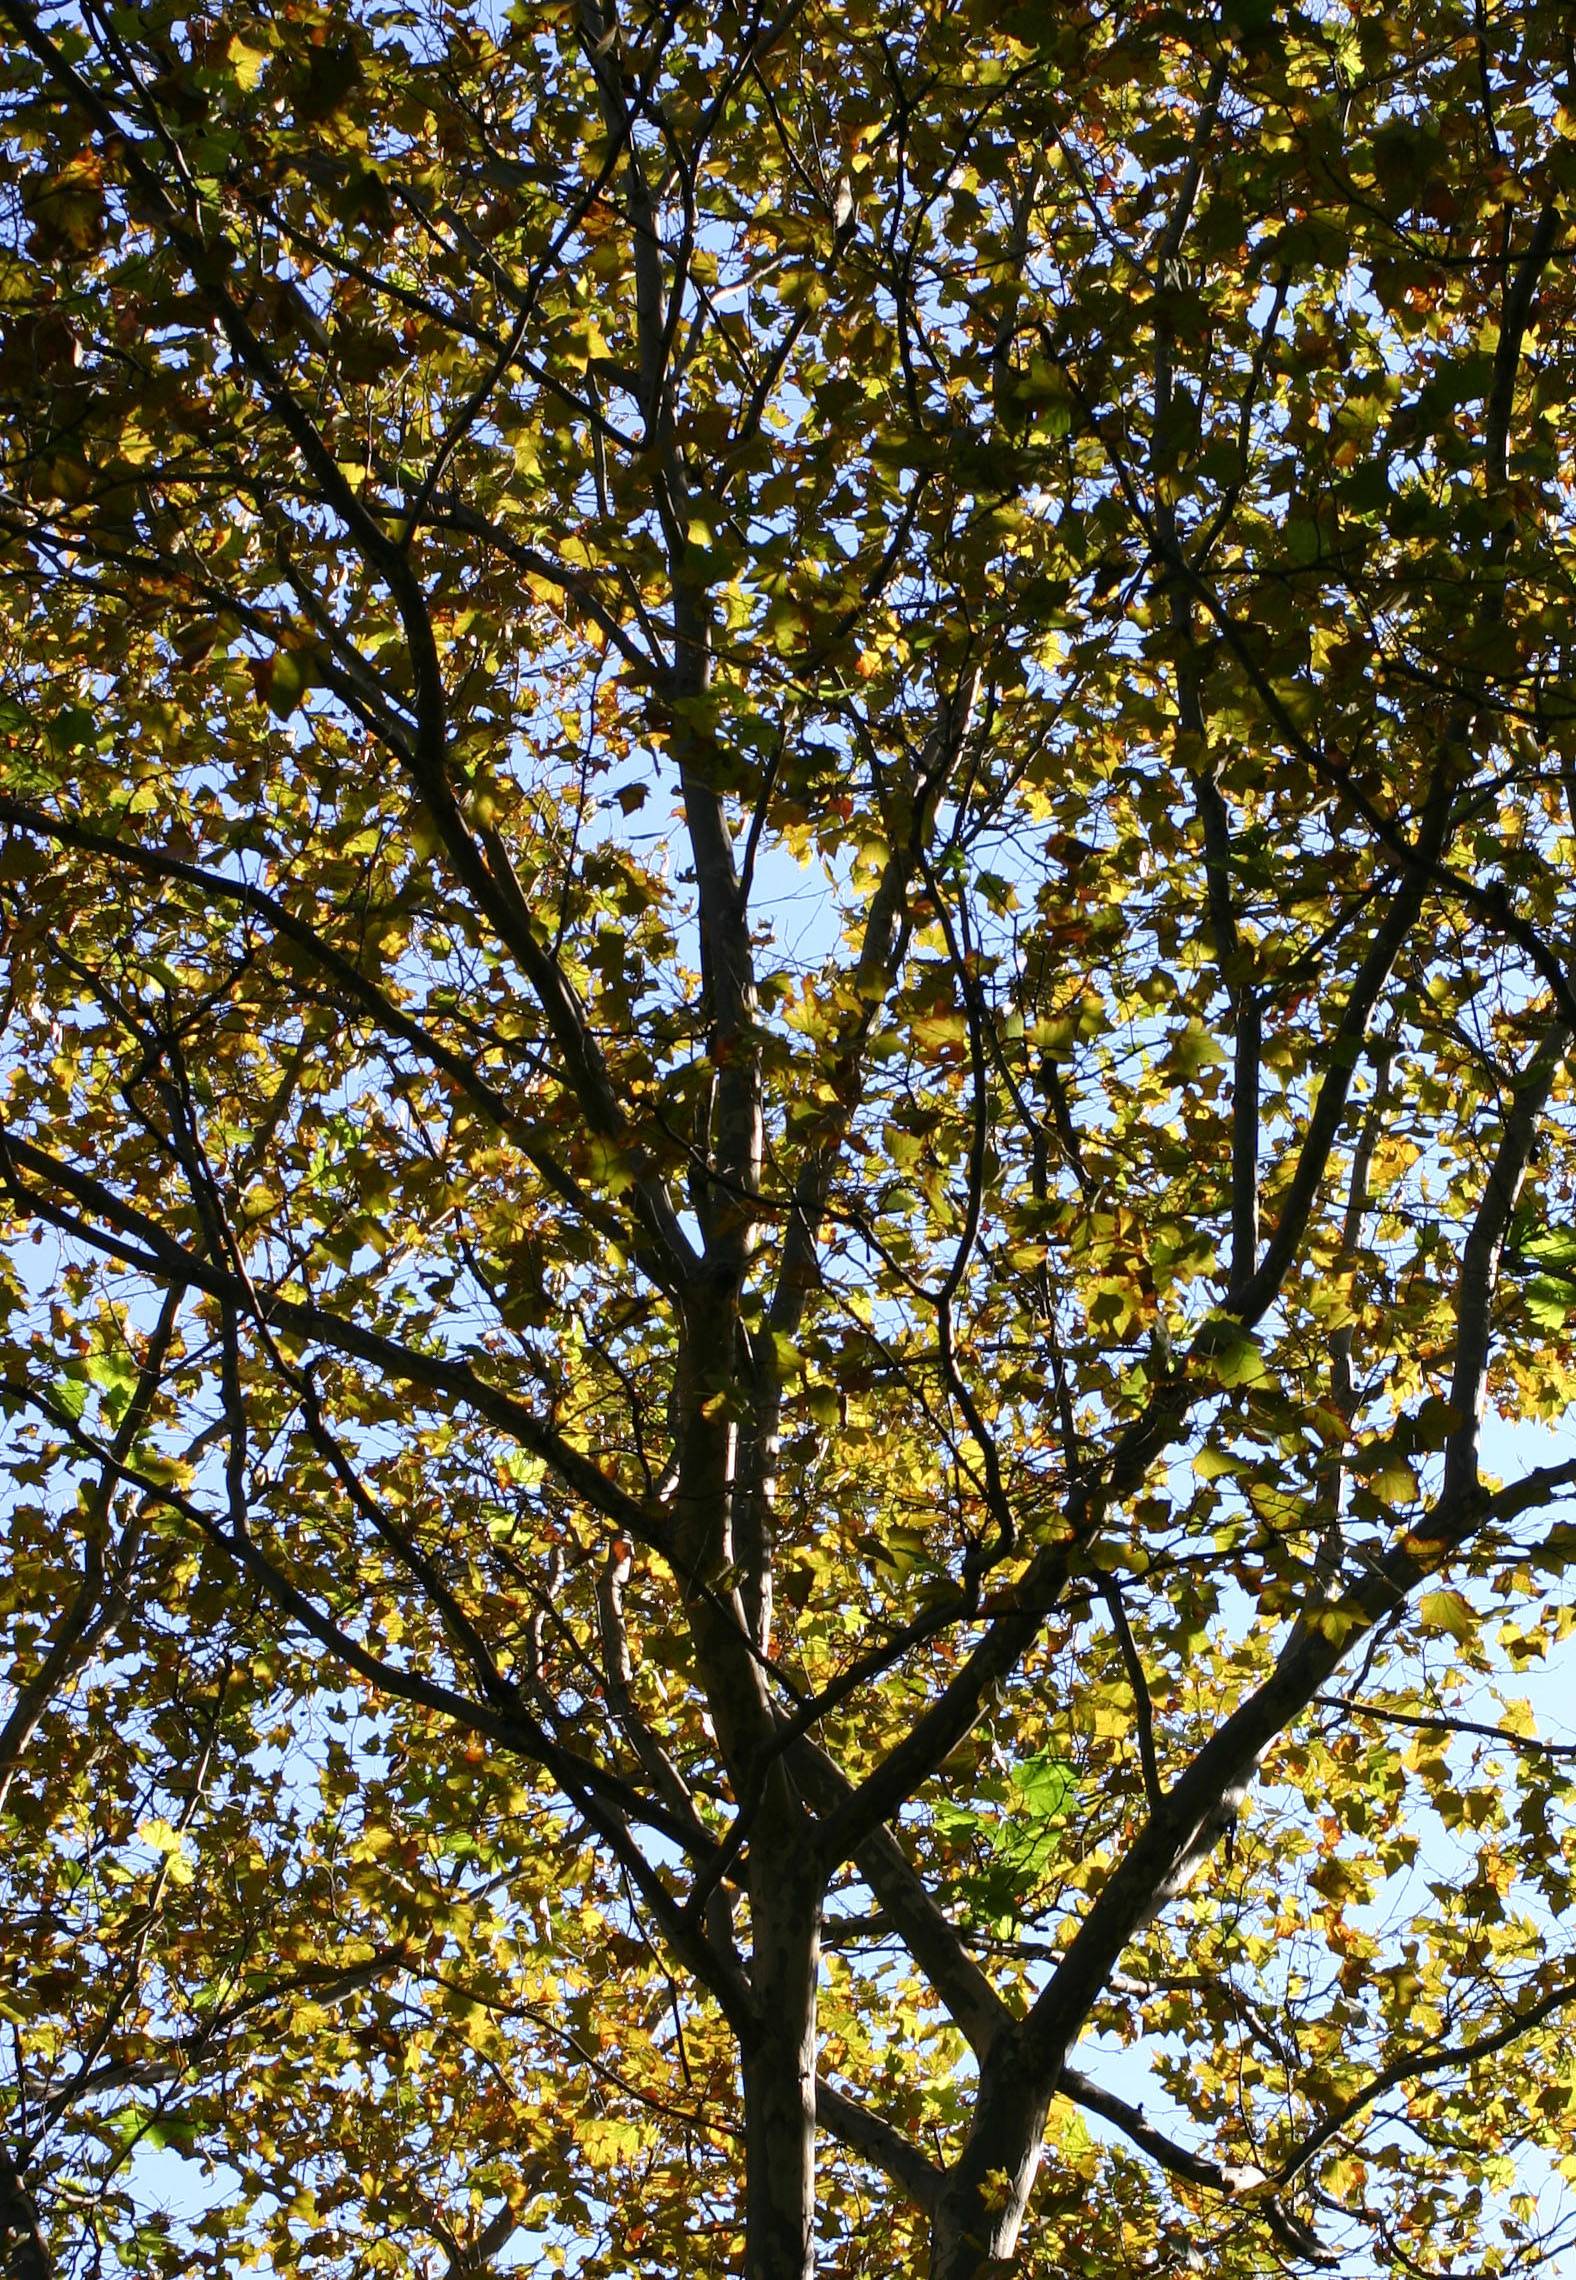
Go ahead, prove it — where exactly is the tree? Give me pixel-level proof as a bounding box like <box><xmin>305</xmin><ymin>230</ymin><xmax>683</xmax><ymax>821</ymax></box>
<box><xmin>3</xmin><ymin>0</ymin><xmax>1576</xmax><ymax>2273</ymax></box>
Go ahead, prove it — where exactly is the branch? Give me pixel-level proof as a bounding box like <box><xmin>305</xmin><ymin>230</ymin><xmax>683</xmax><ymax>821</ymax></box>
<box><xmin>1145</xmin><ymin>57</ymin><xmax>1258</xmax><ymax>1295</ymax></box>
<box><xmin>1230</xmin><ymin>821</ymin><xmax>1443</xmax><ymax>1330</ymax></box>
<box><xmin>0</xmin><ymin>0</ymin><xmax>697</xmax><ymax>1291</ymax></box>
<box><xmin>595</xmin><ymin>1534</ymin><xmax>712</xmax><ymax>1839</ymax></box>
<box><xmin>768</xmin><ymin>670</ymin><xmax>972</xmax><ymax>1344</ymax></box>
<box><xmin>0</xmin><ymin>1125</ymin><xmax>666</xmax><ymax>1552</ymax></box>
<box><xmin>1440</xmin><ymin>1012</ymin><xmax>1573</xmax><ymax>1508</ymax></box>
<box><xmin>735</xmin><ymin>667</ymin><xmax>980</xmax><ymax>1659</ymax></box>
<box><xmin>441</xmin><ymin>2207</ymin><xmax>519</xmax><ymax>2280</ymax></box>
<box><xmin>816</xmin><ymin>2075</ymin><xmax>943</xmax><ymax>2213</ymax></box>
<box><xmin>792</xmin><ymin>1741</ymin><xmax>1012</xmax><ymax>2062</ymax></box>
<box><xmin>921</xmin><ymin>832</ymin><xmax>1017</xmax><ymax>1580</ymax></box>
<box><xmin>0</xmin><ymin>1288</ymin><xmax>178</xmax><ymax>1815</ymax></box>
<box><xmin>5</xmin><ymin>1377</ymin><xmax>707</xmax><ymax>1866</ymax></box>
<box><xmin>1088</xmin><ymin>1570</ymin><xmax>1163</xmax><ymax>1818</ymax></box>
<box><xmin>1274</xmin><ymin>1041</ymin><xmax>1396</xmax><ymax>1673</ymax></box>
<box><xmin>1271</xmin><ymin>1974</ymin><xmax>1576</xmax><ymax>2191</ymax></box>
<box><xmin>1193</xmin><ymin>763</ymin><xmax>1261</xmax><ymax>1298</ymax></box>
<box><xmin>0</xmin><ymin>794</ymin><xmax>649</xmax><ymax>1283</ymax></box>
<box><xmin>1485</xmin><ymin>199</ymin><xmax>1561</xmax><ymax>511</ymax></box>
<box><xmin>1059</xmin><ymin>2069</ymin><xmax>1338</xmax><ymax>2267</ymax></box>
<box><xmin>1007</xmin><ymin>996</ymin><xmax>1576</xmax><ymax>2092</ymax></box>
<box><xmin>1312</xmin><ymin>1691</ymin><xmax>1576</xmax><ymax>1767</ymax></box>
<box><xmin>819</xmin><ymin>1361</ymin><xmax>1192</xmax><ymax>1869</ymax></box>
<box><xmin>40</xmin><ymin>1952</ymin><xmax>410</xmax><ymax>2122</ymax></box>
<box><xmin>421</xmin><ymin>503</ymin><xmax>670</xmax><ymax>684</ymax></box>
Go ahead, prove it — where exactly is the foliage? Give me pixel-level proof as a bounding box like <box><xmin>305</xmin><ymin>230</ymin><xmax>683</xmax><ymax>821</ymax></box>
<box><xmin>2</xmin><ymin>1</ymin><xmax>1576</xmax><ymax>2276</ymax></box>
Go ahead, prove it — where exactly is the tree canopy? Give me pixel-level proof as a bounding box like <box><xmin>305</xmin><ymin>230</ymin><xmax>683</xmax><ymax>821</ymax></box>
<box><xmin>4</xmin><ymin>0</ymin><xmax>1576</xmax><ymax>2274</ymax></box>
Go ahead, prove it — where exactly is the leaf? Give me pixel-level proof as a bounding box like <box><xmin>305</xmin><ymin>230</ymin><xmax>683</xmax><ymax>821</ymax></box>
<box><xmin>45</xmin><ymin>703</ymin><xmax>97</xmax><ymax>752</ymax></box>
<box><xmin>1165</xmin><ymin>1021</ymin><xmax>1227</xmax><ymax>1080</ymax></box>
<box><xmin>225</xmin><ymin>34</ymin><xmax>271</xmax><ymax>90</ymax></box>
<box><xmin>1202</xmin><ymin>1321</ymin><xmax>1267</xmax><ymax>1389</ymax></box>
<box><xmin>1418</xmin><ymin>1589</ymin><xmax>1477</xmax><ymax>1645</ymax></box>
<box><xmin>1193</xmin><ymin>1447</ymin><xmax>1237</xmax><ymax>1480</ymax></box>
<box><xmin>137</xmin><ymin>1817</ymin><xmax>196</xmax><ymax>1885</ymax></box>
<box><xmin>49</xmin><ymin>1374</ymin><xmax>89</xmax><ymax>1424</ymax></box>
<box><xmin>253</xmin><ymin>643</ymin><xmax>320</xmax><ymax>719</ymax></box>
<box><xmin>1014</xmin><ymin>1753</ymin><xmax>1074</xmax><ymax>1821</ymax></box>
<box><xmin>136</xmin><ymin>1452</ymin><xmax>196</xmax><ymax>1491</ymax></box>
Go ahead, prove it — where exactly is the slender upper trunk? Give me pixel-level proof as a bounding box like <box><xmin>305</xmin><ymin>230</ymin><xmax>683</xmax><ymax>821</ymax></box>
<box><xmin>742</xmin><ymin>1859</ymin><xmax>822</xmax><ymax>2280</ymax></box>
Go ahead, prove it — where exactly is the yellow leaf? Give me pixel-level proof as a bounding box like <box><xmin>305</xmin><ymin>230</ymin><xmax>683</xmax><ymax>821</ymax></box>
<box><xmin>1419</xmin><ymin>1588</ymin><xmax>1477</xmax><ymax>1645</ymax></box>
<box><xmin>226</xmin><ymin>34</ymin><xmax>270</xmax><ymax>88</ymax></box>
<box><xmin>138</xmin><ymin>1452</ymin><xmax>195</xmax><ymax>1492</ymax></box>
<box><xmin>138</xmin><ymin>1817</ymin><xmax>196</xmax><ymax>1885</ymax></box>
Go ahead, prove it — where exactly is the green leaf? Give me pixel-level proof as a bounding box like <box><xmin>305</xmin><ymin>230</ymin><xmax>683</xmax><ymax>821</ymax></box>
<box><xmin>1165</xmin><ymin>1021</ymin><xmax>1227</xmax><ymax>1081</ymax></box>
<box><xmin>1202</xmin><ymin>1321</ymin><xmax>1267</xmax><ymax>1389</ymax></box>
<box><xmin>49</xmin><ymin>1375</ymin><xmax>89</xmax><ymax>1425</ymax></box>
<box><xmin>1014</xmin><ymin>1753</ymin><xmax>1074</xmax><ymax>1821</ymax></box>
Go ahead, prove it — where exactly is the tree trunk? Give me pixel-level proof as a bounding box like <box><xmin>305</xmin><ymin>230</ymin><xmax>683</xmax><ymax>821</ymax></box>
<box><xmin>0</xmin><ymin>2149</ymin><xmax>51</xmax><ymax>2280</ymax></box>
<box><xmin>927</xmin><ymin>2052</ymin><xmax>1051</xmax><ymax>2280</ymax></box>
<box><xmin>742</xmin><ymin>1863</ymin><xmax>822</xmax><ymax>2280</ymax></box>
